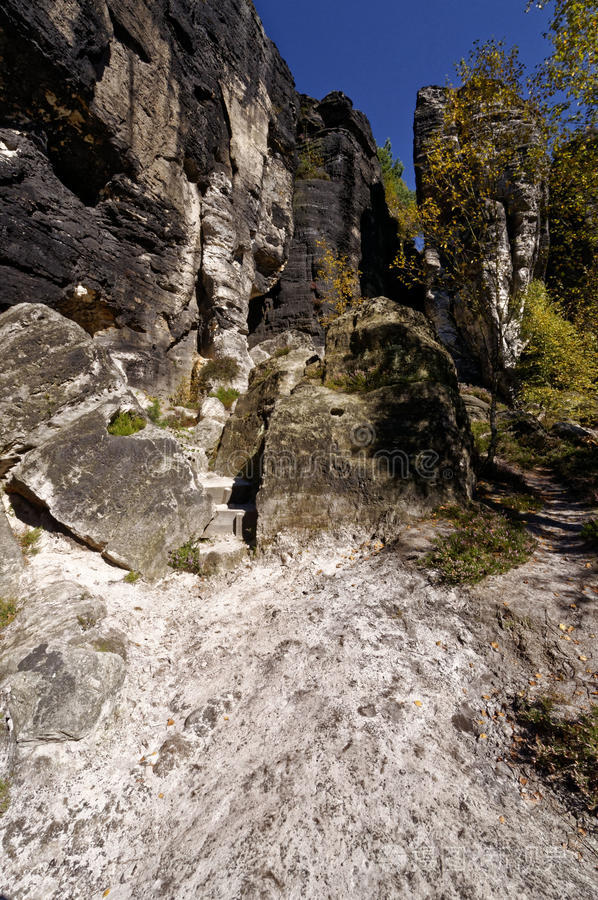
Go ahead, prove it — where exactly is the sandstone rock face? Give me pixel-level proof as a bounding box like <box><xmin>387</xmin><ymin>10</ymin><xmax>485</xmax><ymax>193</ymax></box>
<box><xmin>0</xmin><ymin>581</ymin><xmax>124</xmax><ymax>746</ymax></box>
<box><xmin>1</xmin><ymin>304</ymin><xmax>213</xmax><ymax>578</ymax></box>
<box><xmin>0</xmin><ymin>303</ymin><xmax>128</xmax><ymax>474</ymax></box>
<box><xmin>9</xmin><ymin>408</ymin><xmax>213</xmax><ymax>579</ymax></box>
<box><xmin>414</xmin><ymin>86</ymin><xmax>549</xmax><ymax>384</ymax></box>
<box><xmin>255</xmin><ymin>298</ymin><xmax>473</xmax><ymax>540</ymax></box>
<box><xmin>215</xmin><ymin>349</ymin><xmax>317</xmax><ymax>484</ymax></box>
<box><xmin>0</xmin><ymin>0</ymin><xmax>297</xmax><ymax>390</ymax></box>
<box><xmin>248</xmin><ymin>92</ymin><xmax>399</xmax><ymax>346</ymax></box>
<box><xmin>0</xmin><ymin>508</ymin><xmax>23</xmax><ymax>595</ymax></box>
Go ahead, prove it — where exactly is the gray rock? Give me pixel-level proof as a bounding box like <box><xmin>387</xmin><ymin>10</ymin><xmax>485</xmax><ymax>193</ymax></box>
<box><xmin>8</xmin><ymin>408</ymin><xmax>214</xmax><ymax>579</ymax></box>
<box><xmin>0</xmin><ymin>303</ymin><xmax>129</xmax><ymax>474</ymax></box>
<box><xmin>199</xmin><ymin>397</ymin><xmax>228</xmax><ymax>424</ymax></box>
<box><xmin>7</xmin><ymin>643</ymin><xmax>124</xmax><ymax>743</ymax></box>
<box><xmin>192</xmin><ymin>417</ymin><xmax>226</xmax><ymax>454</ymax></box>
<box><xmin>551</xmin><ymin>421</ymin><xmax>598</xmax><ymax>446</ymax></box>
<box><xmin>0</xmin><ymin>508</ymin><xmax>23</xmax><ymax>595</ymax></box>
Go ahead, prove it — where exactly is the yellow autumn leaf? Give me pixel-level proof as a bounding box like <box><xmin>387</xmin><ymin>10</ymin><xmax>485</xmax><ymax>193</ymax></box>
<box><xmin>414</xmin><ymin>700</ymin><xmax>423</xmax><ymax>708</ymax></box>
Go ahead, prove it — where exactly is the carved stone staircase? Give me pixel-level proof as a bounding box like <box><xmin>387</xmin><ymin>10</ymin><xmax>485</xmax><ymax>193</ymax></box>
<box><xmin>196</xmin><ymin>475</ymin><xmax>257</xmax><ymax>572</ymax></box>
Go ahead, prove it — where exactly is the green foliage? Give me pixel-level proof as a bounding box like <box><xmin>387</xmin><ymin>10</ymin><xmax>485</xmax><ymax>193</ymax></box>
<box><xmin>516</xmin><ymin>697</ymin><xmax>598</xmax><ymax>814</ymax></box>
<box><xmin>168</xmin><ymin>540</ymin><xmax>203</xmax><ymax>575</ymax></box>
<box><xmin>20</xmin><ymin>526</ymin><xmax>42</xmax><ymax>556</ymax></box>
<box><xmin>377</xmin><ymin>139</ymin><xmax>418</xmax><ymax>242</ymax></box>
<box><xmin>498</xmin><ymin>493</ymin><xmax>544</xmax><ymax>513</ymax></box>
<box><xmin>147</xmin><ymin>398</ymin><xmax>165</xmax><ymax>427</ymax></box>
<box><xmin>209</xmin><ymin>386</ymin><xmax>240</xmax><ymax>409</ymax></box>
<box><xmin>273</xmin><ymin>346</ymin><xmax>291</xmax><ymax>358</ymax></box>
<box><xmin>197</xmin><ymin>357</ymin><xmax>240</xmax><ymax>390</ymax></box>
<box><xmin>123</xmin><ymin>571</ymin><xmax>141</xmax><ymax>584</ymax></box>
<box><xmin>107</xmin><ymin>410</ymin><xmax>147</xmax><ymax>436</ymax></box>
<box><xmin>581</xmin><ymin>519</ymin><xmax>598</xmax><ymax>545</ymax></box>
<box><xmin>169</xmin><ymin>376</ymin><xmax>197</xmax><ymax>409</ymax></box>
<box><xmin>0</xmin><ymin>779</ymin><xmax>9</xmax><ymax>817</ymax></box>
<box><xmin>315</xmin><ymin>238</ymin><xmax>363</xmax><ymax>323</ymax></box>
<box><xmin>0</xmin><ymin>597</ymin><xmax>17</xmax><ymax>630</ymax></box>
<box><xmin>296</xmin><ymin>140</ymin><xmax>329</xmax><ymax>180</ymax></box>
<box><xmin>518</xmin><ymin>281</ymin><xmax>598</xmax><ymax>423</ymax></box>
<box><xmin>422</xmin><ymin>504</ymin><xmax>536</xmax><ymax>584</ymax></box>
<box><xmin>325</xmin><ymin>365</ymin><xmax>408</xmax><ymax>394</ymax></box>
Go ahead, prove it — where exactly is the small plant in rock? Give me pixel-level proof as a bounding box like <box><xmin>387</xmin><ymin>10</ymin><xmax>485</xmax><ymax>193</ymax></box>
<box><xmin>422</xmin><ymin>504</ymin><xmax>536</xmax><ymax>584</ymax></box>
<box><xmin>581</xmin><ymin>519</ymin><xmax>598</xmax><ymax>546</ymax></box>
<box><xmin>107</xmin><ymin>410</ymin><xmax>146</xmax><ymax>436</ymax></box>
<box><xmin>196</xmin><ymin>357</ymin><xmax>240</xmax><ymax>392</ymax></box>
<box><xmin>0</xmin><ymin>779</ymin><xmax>9</xmax><ymax>816</ymax></box>
<box><xmin>19</xmin><ymin>526</ymin><xmax>42</xmax><ymax>556</ymax></box>
<box><xmin>0</xmin><ymin>597</ymin><xmax>18</xmax><ymax>630</ymax></box>
<box><xmin>273</xmin><ymin>346</ymin><xmax>291</xmax><ymax>358</ymax></box>
<box><xmin>169</xmin><ymin>376</ymin><xmax>197</xmax><ymax>409</ymax></box>
<box><xmin>168</xmin><ymin>540</ymin><xmax>204</xmax><ymax>575</ymax></box>
<box><xmin>209</xmin><ymin>386</ymin><xmax>240</xmax><ymax>410</ymax></box>
<box><xmin>296</xmin><ymin>140</ymin><xmax>329</xmax><ymax>180</ymax></box>
<box><xmin>147</xmin><ymin>398</ymin><xmax>166</xmax><ymax>428</ymax></box>
<box><xmin>515</xmin><ymin>698</ymin><xmax>598</xmax><ymax>815</ymax></box>
<box><xmin>124</xmin><ymin>571</ymin><xmax>141</xmax><ymax>584</ymax></box>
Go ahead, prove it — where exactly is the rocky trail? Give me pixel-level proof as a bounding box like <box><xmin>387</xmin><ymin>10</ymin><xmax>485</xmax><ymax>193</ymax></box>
<box><xmin>1</xmin><ymin>466</ymin><xmax>597</xmax><ymax>900</ymax></box>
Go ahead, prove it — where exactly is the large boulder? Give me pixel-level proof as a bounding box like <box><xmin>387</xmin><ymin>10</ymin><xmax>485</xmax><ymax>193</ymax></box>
<box><xmin>256</xmin><ymin>298</ymin><xmax>474</xmax><ymax>540</ymax></box>
<box><xmin>8</xmin><ymin>407</ymin><xmax>213</xmax><ymax>579</ymax></box>
<box><xmin>0</xmin><ymin>582</ymin><xmax>124</xmax><ymax>745</ymax></box>
<box><xmin>0</xmin><ymin>303</ymin><xmax>128</xmax><ymax>474</ymax></box>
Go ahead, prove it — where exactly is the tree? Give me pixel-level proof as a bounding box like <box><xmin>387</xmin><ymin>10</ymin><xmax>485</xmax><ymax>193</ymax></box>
<box><xmin>376</xmin><ymin>139</ymin><xmax>418</xmax><ymax>243</ymax></box>
<box><xmin>315</xmin><ymin>239</ymin><xmax>363</xmax><ymax>323</ymax></box>
<box><xmin>411</xmin><ymin>40</ymin><xmax>549</xmax><ymax>465</ymax></box>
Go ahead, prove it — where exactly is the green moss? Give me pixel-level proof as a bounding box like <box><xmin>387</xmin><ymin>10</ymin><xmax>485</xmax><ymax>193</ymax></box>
<box><xmin>0</xmin><ymin>779</ymin><xmax>10</xmax><ymax>817</ymax></box>
<box><xmin>209</xmin><ymin>386</ymin><xmax>240</xmax><ymax>409</ymax></box>
<box><xmin>124</xmin><ymin>571</ymin><xmax>141</xmax><ymax>584</ymax></box>
<box><xmin>20</xmin><ymin>527</ymin><xmax>42</xmax><ymax>556</ymax></box>
<box><xmin>516</xmin><ymin>699</ymin><xmax>598</xmax><ymax>814</ymax></box>
<box><xmin>0</xmin><ymin>597</ymin><xmax>18</xmax><ymax>630</ymax></box>
<box><xmin>107</xmin><ymin>410</ymin><xmax>146</xmax><ymax>436</ymax></box>
<box><xmin>421</xmin><ymin>504</ymin><xmax>536</xmax><ymax>584</ymax></box>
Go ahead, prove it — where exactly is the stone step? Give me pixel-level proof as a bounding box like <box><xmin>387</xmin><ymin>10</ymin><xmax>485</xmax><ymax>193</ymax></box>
<box><xmin>198</xmin><ymin>475</ymin><xmax>234</xmax><ymax>506</ymax></box>
<box><xmin>197</xmin><ymin>537</ymin><xmax>249</xmax><ymax>574</ymax></box>
<box><xmin>203</xmin><ymin>504</ymin><xmax>245</xmax><ymax>538</ymax></box>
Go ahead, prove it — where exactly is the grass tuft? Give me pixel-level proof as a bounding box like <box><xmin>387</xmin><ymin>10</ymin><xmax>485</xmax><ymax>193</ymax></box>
<box><xmin>209</xmin><ymin>386</ymin><xmax>240</xmax><ymax>410</ymax></box>
<box><xmin>107</xmin><ymin>410</ymin><xmax>146</xmax><ymax>436</ymax></box>
<box><xmin>124</xmin><ymin>571</ymin><xmax>141</xmax><ymax>584</ymax></box>
<box><xmin>0</xmin><ymin>597</ymin><xmax>18</xmax><ymax>630</ymax></box>
<box><xmin>20</xmin><ymin>527</ymin><xmax>42</xmax><ymax>556</ymax></box>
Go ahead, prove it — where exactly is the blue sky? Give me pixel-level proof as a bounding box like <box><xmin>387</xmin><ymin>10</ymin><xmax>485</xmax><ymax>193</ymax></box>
<box><xmin>254</xmin><ymin>0</ymin><xmax>552</xmax><ymax>188</ymax></box>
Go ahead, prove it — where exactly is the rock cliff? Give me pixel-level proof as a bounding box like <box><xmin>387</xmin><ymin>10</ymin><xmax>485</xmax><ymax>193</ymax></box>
<box><xmin>0</xmin><ymin>0</ymin><xmax>297</xmax><ymax>390</ymax></box>
<box><xmin>414</xmin><ymin>85</ymin><xmax>549</xmax><ymax>384</ymax></box>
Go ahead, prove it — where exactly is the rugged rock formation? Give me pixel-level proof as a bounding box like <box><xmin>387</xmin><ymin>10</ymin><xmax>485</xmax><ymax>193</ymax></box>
<box><xmin>414</xmin><ymin>86</ymin><xmax>549</xmax><ymax>384</ymax></box>
<box><xmin>220</xmin><ymin>298</ymin><xmax>473</xmax><ymax>539</ymax></box>
<box><xmin>0</xmin><ymin>508</ymin><xmax>23</xmax><ymax>595</ymax></box>
<box><xmin>249</xmin><ymin>92</ymin><xmax>399</xmax><ymax>346</ymax></box>
<box><xmin>1</xmin><ymin>304</ymin><xmax>213</xmax><ymax>578</ymax></box>
<box><xmin>0</xmin><ymin>0</ymin><xmax>297</xmax><ymax>390</ymax></box>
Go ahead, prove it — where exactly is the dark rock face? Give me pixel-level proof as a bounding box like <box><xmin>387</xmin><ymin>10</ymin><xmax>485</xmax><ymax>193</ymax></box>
<box><xmin>0</xmin><ymin>0</ymin><xmax>298</xmax><ymax>389</ymax></box>
<box><xmin>248</xmin><ymin>92</ymin><xmax>399</xmax><ymax>346</ymax></box>
<box><xmin>413</xmin><ymin>86</ymin><xmax>549</xmax><ymax>384</ymax></box>
<box><xmin>252</xmin><ymin>298</ymin><xmax>473</xmax><ymax>540</ymax></box>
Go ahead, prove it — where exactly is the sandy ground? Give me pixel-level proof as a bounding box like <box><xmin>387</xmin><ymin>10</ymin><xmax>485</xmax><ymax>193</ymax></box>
<box><xmin>0</xmin><ymin>477</ymin><xmax>597</xmax><ymax>899</ymax></box>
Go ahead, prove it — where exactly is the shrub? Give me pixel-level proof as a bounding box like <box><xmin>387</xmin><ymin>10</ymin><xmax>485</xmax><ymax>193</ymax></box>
<box><xmin>123</xmin><ymin>571</ymin><xmax>141</xmax><ymax>584</ymax></box>
<box><xmin>169</xmin><ymin>376</ymin><xmax>197</xmax><ymax>409</ymax></box>
<box><xmin>316</xmin><ymin>239</ymin><xmax>363</xmax><ymax>323</ymax></box>
<box><xmin>581</xmin><ymin>519</ymin><xmax>598</xmax><ymax>545</ymax></box>
<box><xmin>422</xmin><ymin>505</ymin><xmax>536</xmax><ymax>584</ymax></box>
<box><xmin>515</xmin><ymin>698</ymin><xmax>598</xmax><ymax>815</ymax></box>
<box><xmin>147</xmin><ymin>398</ymin><xmax>165</xmax><ymax>427</ymax></box>
<box><xmin>196</xmin><ymin>357</ymin><xmax>240</xmax><ymax>391</ymax></box>
<box><xmin>20</xmin><ymin>527</ymin><xmax>42</xmax><ymax>556</ymax></box>
<box><xmin>0</xmin><ymin>779</ymin><xmax>9</xmax><ymax>817</ymax></box>
<box><xmin>0</xmin><ymin>597</ymin><xmax>17</xmax><ymax>630</ymax></box>
<box><xmin>273</xmin><ymin>346</ymin><xmax>291</xmax><ymax>358</ymax></box>
<box><xmin>168</xmin><ymin>540</ymin><xmax>203</xmax><ymax>575</ymax></box>
<box><xmin>209</xmin><ymin>386</ymin><xmax>240</xmax><ymax>409</ymax></box>
<box><xmin>107</xmin><ymin>410</ymin><xmax>146</xmax><ymax>436</ymax></box>
<box><xmin>296</xmin><ymin>140</ymin><xmax>329</xmax><ymax>180</ymax></box>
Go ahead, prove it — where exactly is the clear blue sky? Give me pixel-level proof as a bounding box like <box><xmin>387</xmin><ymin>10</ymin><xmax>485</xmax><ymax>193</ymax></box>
<box><xmin>254</xmin><ymin>0</ymin><xmax>552</xmax><ymax>188</ymax></box>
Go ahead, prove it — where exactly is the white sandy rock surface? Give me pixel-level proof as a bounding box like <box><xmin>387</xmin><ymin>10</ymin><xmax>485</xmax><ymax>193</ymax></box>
<box><xmin>0</xmin><ymin>517</ymin><xmax>597</xmax><ymax>899</ymax></box>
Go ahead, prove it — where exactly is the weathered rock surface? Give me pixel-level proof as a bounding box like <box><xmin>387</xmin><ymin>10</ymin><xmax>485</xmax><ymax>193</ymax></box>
<box><xmin>256</xmin><ymin>298</ymin><xmax>473</xmax><ymax>540</ymax></box>
<box><xmin>249</xmin><ymin>92</ymin><xmax>399</xmax><ymax>345</ymax></box>
<box><xmin>0</xmin><ymin>508</ymin><xmax>23</xmax><ymax>595</ymax></box>
<box><xmin>0</xmin><ymin>581</ymin><xmax>124</xmax><ymax>749</ymax></box>
<box><xmin>215</xmin><ymin>348</ymin><xmax>317</xmax><ymax>484</ymax></box>
<box><xmin>414</xmin><ymin>86</ymin><xmax>549</xmax><ymax>384</ymax></box>
<box><xmin>0</xmin><ymin>0</ymin><xmax>297</xmax><ymax>390</ymax></box>
<box><xmin>0</xmin><ymin>303</ymin><xmax>128</xmax><ymax>474</ymax></box>
<box><xmin>9</xmin><ymin>407</ymin><xmax>213</xmax><ymax>579</ymax></box>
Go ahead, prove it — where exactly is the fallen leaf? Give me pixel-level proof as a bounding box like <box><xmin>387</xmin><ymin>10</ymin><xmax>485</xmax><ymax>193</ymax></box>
<box><xmin>579</xmin><ymin>656</ymin><xmax>588</xmax><ymax>662</ymax></box>
<box><xmin>499</xmin><ymin>815</ymin><xmax>506</xmax><ymax>824</ymax></box>
<box><xmin>491</xmin><ymin>642</ymin><xmax>499</xmax><ymax>650</ymax></box>
<box><xmin>559</xmin><ymin>623</ymin><xmax>567</xmax><ymax>632</ymax></box>
<box><xmin>158</xmin><ymin>793</ymin><xmax>164</xmax><ymax>799</ymax></box>
<box><xmin>103</xmin><ymin>892</ymin><xmax>110</xmax><ymax>899</ymax></box>
<box><xmin>479</xmin><ymin>733</ymin><xmax>488</xmax><ymax>740</ymax></box>
<box><xmin>519</xmin><ymin>776</ymin><xmax>528</xmax><ymax>786</ymax></box>
<box><xmin>414</xmin><ymin>700</ymin><xmax>423</xmax><ymax>708</ymax></box>
<box><xmin>167</xmin><ymin>718</ymin><xmax>175</xmax><ymax>727</ymax></box>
